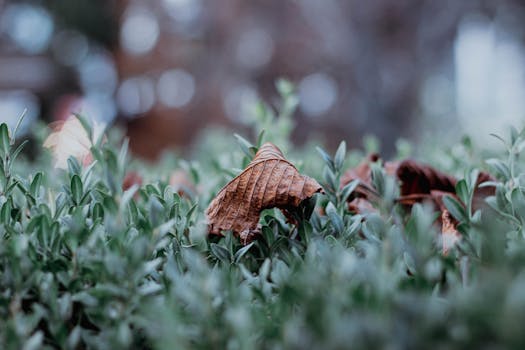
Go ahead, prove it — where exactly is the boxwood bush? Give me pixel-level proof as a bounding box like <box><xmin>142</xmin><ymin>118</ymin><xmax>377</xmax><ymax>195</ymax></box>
<box><xmin>1</xmin><ymin>90</ymin><xmax>525</xmax><ymax>349</ymax></box>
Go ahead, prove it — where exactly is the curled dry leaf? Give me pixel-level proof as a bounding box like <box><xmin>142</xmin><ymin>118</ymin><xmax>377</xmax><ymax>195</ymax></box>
<box><xmin>342</xmin><ymin>157</ymin><xmax>496</xmax><ymax>212</ymax></box>
<box><xmin>206</xmin><ymin>142</ymin><xmax>323</xmax><ymax>243</ymax></box>
<box><xmin>341</xmin><ymin>155</ymin><xmax>498</xmax><ymax>255</ymax></box>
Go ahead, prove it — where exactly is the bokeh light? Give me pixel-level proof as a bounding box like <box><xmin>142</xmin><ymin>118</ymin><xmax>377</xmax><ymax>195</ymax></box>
<box><xmin>0</xmin><ymin>0</ymin><xmax>524</xmax><ymax>156</ymax></box>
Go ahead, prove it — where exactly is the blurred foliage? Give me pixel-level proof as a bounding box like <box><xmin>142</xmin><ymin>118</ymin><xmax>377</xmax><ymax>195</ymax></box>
<box><xmin>1</xmin><ymin>94</ymin><xmax>525</xmax><ymax>349</ymax></box>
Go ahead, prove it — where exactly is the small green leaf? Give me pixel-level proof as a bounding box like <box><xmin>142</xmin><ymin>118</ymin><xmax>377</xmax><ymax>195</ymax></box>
<box><xmin>10</xmin><ymin>139</ymin><xmax>28</xmax><ymax>163</ymax></box>
<box><xmin>326</xmin><ymin>202</ymin><xmax>343</xmax><ymax>234</ymax></box>
<box><xmin>92</xmin><ymin>202</ymin><xmax>104</xmax><ymax>221</ymax></box>
<box><xmin>73</xmin><ymin>113</ymin><xmax>93</xmax><ymax>142</ymax></box>
<box><xmin>0</xmin><ymin>123</ymin><xmax>10</xmax><ymax>157</ymax></box>
<box><xmin>234</xmin><ymin>133</ymin><xmax>257</xmax><ymax>158</ymax></box>
<box><xmin>443</xmin><ymin>195</ymin><xmax>468</xmax><ymax>222</ymax></box>
<box><xmin>455</xmin><ymin>179</ymin><xmax>469</xmax><ymax>205</ymax></box>
<box><xmin>316</xmin><ymin>146</ymin><xmax>335</xmax><ymax>172</ymax></box>
<box><xmin>486</xmin><ymin>159</ymin><xmax>511</xmax><ymax>180</ymax></box>
<box><xmin>210</xmin><ymin>243</ymin><xmax>231</xmax><ymax>264</ymax></box>
<box><xmin>67</xmin><ymin>157</ymin><xmax>82</xmax><ymax>176</ymax></box>
<box><xmin>257</xmin><ymin>129</ymin><xmax>266</xmax><ymax>148</ymax></box>
<box><xmin>71</xmin><ymin>175</ymin><xmax>83</xmax><ymax>205</ymax></box>
<box><xmin>12</xmin><ymin>109</ymin><xmax>27</xmax><ymax>143</ymax></box>
<box><xmin>334</xmin><ymin>141</ymin><xmax>346</xmax><ymax>171</ymax></box>
<box><xmin>234</xmin><ymin>242</ymin><xmax>255</xmax><ymax>263</ymax></box>
<box><xmin>370</xmin><ymin>163</ymin><xmax>385</xmax><ymax>196</ymax></box>
<box><xmin>1</xmin><ymin>200</ymin><xmax>11</xmax><ymax>224</ymax></box>
<box><xmin>30</xmin><ymin>172</ymin><xmax>43</xmax><ymax>197</ymax></box>
<box><xmin>323</xmin><ymin>167</ymin><xmax>337</xmax><ymax>193</ymax></box>
<box><xmin>340</xmin><ymin>179</ymin><xmax>359</xmax><ymax>203</ymax></box>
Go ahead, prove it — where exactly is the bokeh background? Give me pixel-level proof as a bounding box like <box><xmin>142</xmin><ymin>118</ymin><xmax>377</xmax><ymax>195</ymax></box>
<box><xmin>0</xmin><ymin>0</ymin><xmax>524</xmax><ymax>158</ymax></box>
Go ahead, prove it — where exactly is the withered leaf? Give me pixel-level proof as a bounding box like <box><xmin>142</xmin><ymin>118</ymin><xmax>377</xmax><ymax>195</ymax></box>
<box><xmin>441</xmin><ymin>209</ymin><xmax>460</xmax><ymax>255</ymax></box>
<box><xmin>340</xmin><ymin>154</ymin><xmax>398</xmax><ymax>203</ymax></box>
<box><xmin>340</xmin><ymin>153</ymin><xmax>379</xmax><ymax>200</ymax></box>
<box><xmin>396</xmin><ymin>160</ymin><xmax>456</xmax><ymax>197</ymax></box>
<box><xmin>206</xmin><ymin>142</ymin><xmax>323</xmax><ymax>242</ymax></box>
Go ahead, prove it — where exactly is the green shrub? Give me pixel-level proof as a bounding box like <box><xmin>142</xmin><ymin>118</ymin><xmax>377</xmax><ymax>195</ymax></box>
<box><xmin>1</xmin><ymin>92</ymin><xmax>525</xmax><ymax>349</ymax></box>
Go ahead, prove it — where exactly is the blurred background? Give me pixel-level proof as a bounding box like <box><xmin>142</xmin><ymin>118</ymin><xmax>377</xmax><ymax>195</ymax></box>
<box><xmin>0</xmin><ymin>0</ymin><xmax>524</xmax><ymax>159</ymax></box>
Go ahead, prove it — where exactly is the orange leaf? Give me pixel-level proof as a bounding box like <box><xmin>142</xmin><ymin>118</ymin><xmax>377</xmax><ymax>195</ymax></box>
<box><xmin>206</xmin><ymin>143</ymin><xmax>323</xmax><ymax>243</ymax></box>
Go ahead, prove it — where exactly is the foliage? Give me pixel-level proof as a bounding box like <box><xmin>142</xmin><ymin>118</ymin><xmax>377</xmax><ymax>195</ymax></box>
<box><xmin>1</xmin><ymin>100</ymin><xmax>525</xmax><ymax>349</ymax></box>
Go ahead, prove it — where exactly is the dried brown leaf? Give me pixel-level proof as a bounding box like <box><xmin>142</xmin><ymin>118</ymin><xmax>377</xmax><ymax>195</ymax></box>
<box><xmin>441</xmin><ymin>209</ymin><xmax>460</xmax><ymax>255</ymax></box>
<box><xmin>348</xmin><ymin>197</ymin><xmax>378</xmax><ymax>214</ymax></box>
<box><xmin>340</xmin><ymin>153</ymin><xmax>379</xmax><ymax>200</ymax></box>
<box><xmin>396</xmin><ymin>160</ymin><xmax>456</xmax><ymax>196</ymax></box>
<box><xmin>206</xmin><ymin>143</ymin><xmax>323</xmax><ymax>239</ymax></box>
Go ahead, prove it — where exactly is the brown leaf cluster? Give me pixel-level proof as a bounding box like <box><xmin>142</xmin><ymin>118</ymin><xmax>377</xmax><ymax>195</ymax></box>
<box><xmin>206</xmin><ymin>143</ymin><xmax>323</xmax><ymax>243</ymax></box>
<box><xmin>341</xmin><ymin>156</ymin><xmax>496</xmax><ymax>253</ymax></box>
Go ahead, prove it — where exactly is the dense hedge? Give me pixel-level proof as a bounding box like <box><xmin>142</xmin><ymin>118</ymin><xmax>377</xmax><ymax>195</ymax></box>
<box><xmin>1</xmin><ymin>91</ymin><xmax>525</xmax><ymax>349</ymax></box>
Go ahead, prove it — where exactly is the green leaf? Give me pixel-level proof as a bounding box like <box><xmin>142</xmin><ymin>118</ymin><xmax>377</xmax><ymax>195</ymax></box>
<box><xmin>257</xmin><ymin>129</ymin><xmax>266</xmax><ymax>148</ymax></box>
<box><xmin>443</xmin><ymin>195</ymin><xmax>468</xmax><ymax>222</ymax></box>
<box><xmin>370</xmin><ymin>163</ymin><xmax>385</xmax><ymax>196</ymax></box>
<box><xmin>234</xmin><ymin>133</ymin><xmax>257</xmax><ymax>158</ymax></box>
<box><xmin>10</xmin><ymin>139</ymin><xmax>28</xmax><ymax>163</ymax></box>
<box><xmin>1</xmin><ymin>200</ymin><xmax>11</xmax><ymax>224</ymax></box>
<box><xmin>11</xmin><ymin>108</ymin><xmax>27</xmax><ymax>143</ymax></box>
<box><xmin>234</xmin><ymin>242</ymin><xmax>255</xmax><ymax>263</ymax></box>
<box><xmin>22</xmin><ymin>331</ymin><xmax>44</xmax><ymax>350</ymax></box>
<box><xmin>326</xmin><ymin>202</ymin><xmax>343</xmax><ymax>234</ymax></box>
<box><xmin>67</xmin><ymin>157</ymin><xmax>82</xmax><ymax>176</ymax></box>
<box><xmin>511</xmin><ymin>188</ymin><xmax>525</xmax><ymax>223</ymax></box>
<box><xmin>73</xmin><ymin>113</ymin><xmax>93</xmax><ymax>142</ymax></box>
<box><xmin>92</xmin><ymin>202</ymin><xmax>104</xmax><ymax>221</ymax></box>
<box><xmin>334</xmin><ymin>141</ymin><xmax>346</xmax><ymax>171</ymax></box>
<box><xmin>455</xmin><ymin>179</ymin><xmax>469</xmax><ymax>205</ymax></box>
<box><xmin>486</xmin><ymin>159</ymin><xmax>511</xmax><ymax>180</ymax></box>
<box><xmin>71</xmin><ymin>175</ymin><xmax>83</xmax><ymax>205</ymax></box>
<box><xmin>323</xmin><ymin>167</ymin><xmax>337</xmax><ymax>193</ymax></box>
<box><xmin>510</xmin><ymin>125</ymin><xmax>519</xmax><ymax>145</ymax></box>
<box><xmin>30</xmin><ymin>172</ymin><xmax>43</xmax><ymax>197</ymax></box>
<box><xmin>340</xmin><ymin>179</ymin><xmax>359</xmax><ymax>203</ymax></box>
<box><xmin>210</xmin><ymin>243</ymin><xmax>231</xmax><ymax>264</ymax></box>
<box><xmin>118</xmin><ymin>138</ymin><xmax>130</xmax><ymax>172</ymax></box>
<box><xmin>316</xmin><ymin>146</ymin><xmax>335</xmax><ymax>172</ymax></box>
<box><xmin>186</xmin><ymin>203</ymin><xmax>198</xmax><ymax>222</ymax></box>
<box><xmin>0</xmin><ymin>123</ymin><xmax>10</xmax><ymax>157</ymax></box>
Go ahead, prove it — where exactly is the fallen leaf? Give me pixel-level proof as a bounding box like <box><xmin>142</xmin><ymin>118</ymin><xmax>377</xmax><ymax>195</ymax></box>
<box><xmin>340</xmin><ymin>153</ymin><xmax>379</xmax><ymax>199</ymax></box>
<box><xmin>348</xmin><ymin>197</ymin><xmax>377</xmax><ymax>214</ymax></box>
<box><xmin>43</xmin><ymin>115</ymin><xmax>105</xmax><ymax>170</ymax></box>
<box><xmin>341</xmin><ymin>156</ymin><xmax>497</xmax><ymax>255</ymax></box>
<box><xmin>340</xmin><ymin>154</ymin><xmax>397</xmax><ymax>212</ymax></box>
<box><xmin>206</xmin><ymin>142</ymin><xmax>323</xmax><ymax>242</ymax></box>
<box><xmin>441</xmin><ymin>209</ymin><xmax>460</xmax><ymax>255</ymax></box>
<box><xmin>170</xmin><ymin>169</ymin><xmax>196</xmax><ymax>198</ymax></box>
<box><xmin>396</xmin><ymin>160</ymin><xmax>456</xmax><ymax>197</ymax></box>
